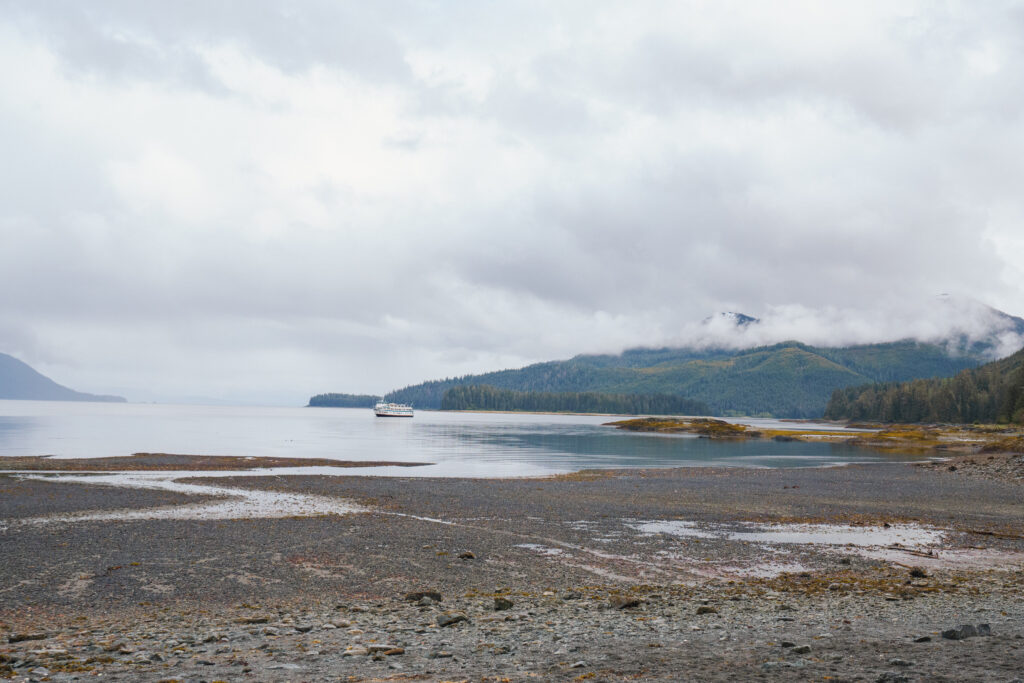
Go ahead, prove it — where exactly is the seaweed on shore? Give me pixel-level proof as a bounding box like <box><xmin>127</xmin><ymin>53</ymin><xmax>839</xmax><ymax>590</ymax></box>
<box><xmin>0</xmin><ymin>453</ymin><xmax>432</xmax><ymax>472</ymax></box>
<box><xmin>605</xmin><ymin>417</ymin><xmax>752</xmax><ymax>439</ymax></box>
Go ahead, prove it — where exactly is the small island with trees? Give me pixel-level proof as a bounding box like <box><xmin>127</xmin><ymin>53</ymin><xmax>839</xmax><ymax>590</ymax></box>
<box><xmin>307</xmin><ymin>393</ymin><xmax>381</xmax><ymax>408</ymax></box>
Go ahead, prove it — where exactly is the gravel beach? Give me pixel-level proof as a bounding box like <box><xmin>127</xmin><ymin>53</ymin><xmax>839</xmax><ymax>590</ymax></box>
<box><xmin>1</xmin><ymin>462</ymin><xmax>1022</xmax><ymax>682</ymax></box>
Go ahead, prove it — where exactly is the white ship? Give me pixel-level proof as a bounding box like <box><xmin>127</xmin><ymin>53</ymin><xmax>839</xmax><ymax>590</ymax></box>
<box><xmin>374</xmin><ymin>400</ymin><xmax>413</xmax><ymax>417</ymax></box>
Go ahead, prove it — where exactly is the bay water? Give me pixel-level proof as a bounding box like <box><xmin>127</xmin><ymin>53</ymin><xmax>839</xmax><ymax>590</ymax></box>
<box><xmin>0</xmin><ymin>400</ymin><xmax>920</xmax><ymax>478</ymax></box>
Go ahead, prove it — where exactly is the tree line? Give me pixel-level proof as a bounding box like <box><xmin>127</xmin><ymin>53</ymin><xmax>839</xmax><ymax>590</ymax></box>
<box><xmin>307</xmin><ymin>393</ymin><xmax>381</xmax><ymax>408</ymax></box>
<box><xmin>824</xmin><ymin>346</ymin><xmax>1024</xmax><ymax>424</ymax></box>
<box><xmin>440</xmin><ymin>384</ymin><xmax>708</xmax><ymax>416</ymax></box>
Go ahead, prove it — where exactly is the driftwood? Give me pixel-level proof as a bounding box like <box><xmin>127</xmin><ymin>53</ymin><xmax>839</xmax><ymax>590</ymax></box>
<box><xmin>965</xmin><ymin>528</ymin><xmax>1024</xmax><ymax>540</ymax></box>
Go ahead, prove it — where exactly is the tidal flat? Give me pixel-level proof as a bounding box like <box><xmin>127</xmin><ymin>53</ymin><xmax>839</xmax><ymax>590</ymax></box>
<box><xmin>1</xmin><ymin>461</ymin><xmax>1022</xmax><ymax>681</ymax></box>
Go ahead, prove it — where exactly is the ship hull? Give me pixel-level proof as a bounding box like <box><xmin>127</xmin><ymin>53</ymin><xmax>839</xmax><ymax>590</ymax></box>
<box><xmin>374</xmin><ymin>401</ymin><xmax>414</xmax><ymax>418</ymax></box>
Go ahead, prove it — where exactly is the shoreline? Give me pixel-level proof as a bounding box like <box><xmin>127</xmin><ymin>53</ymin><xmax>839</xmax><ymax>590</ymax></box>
<box><xmin>0</xmin><ymin>453</ymin><xmax>432</xmax><ymax>472</ymax></box>
<box><xmin>2</xmin><ymin>460</ymin><xmax>1022</xmax><ymax>680</ymax></box>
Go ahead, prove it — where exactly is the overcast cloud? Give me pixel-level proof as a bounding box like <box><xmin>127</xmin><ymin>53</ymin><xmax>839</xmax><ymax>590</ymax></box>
<box><xmin>2</xmin><ymin>1</ymin><xmax>1024</xmax><ymax>404</ymax></box>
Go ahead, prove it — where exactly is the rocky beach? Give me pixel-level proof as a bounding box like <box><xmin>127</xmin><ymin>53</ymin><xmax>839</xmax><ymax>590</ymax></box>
<box><xmin>1</xmin><ymin>459</ymin><xmax>1023</xmax><ymax>682</ymax></box>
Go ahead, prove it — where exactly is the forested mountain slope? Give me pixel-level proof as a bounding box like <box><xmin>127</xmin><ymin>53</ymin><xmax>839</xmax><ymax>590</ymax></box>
<box><xmin>385</xmin><ymin>340</ymin><xmax>985</xmax><ymax>418</ymax></box>
<box><xmin>440</xmin><ymin>385</ymin><xmax>708</xmax><ymax>415</ymax></box>
<box><xmin>825</xmin><ymin>346</ymin><xmax>1024</xmax><ymax>424</ymax></box>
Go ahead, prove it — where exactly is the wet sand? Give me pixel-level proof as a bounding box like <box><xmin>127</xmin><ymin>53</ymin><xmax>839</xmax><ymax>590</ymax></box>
<box><xmin>0</xmin><ymin>462</ymin><xmax>1022</xmax><ymax>681</ymax></box>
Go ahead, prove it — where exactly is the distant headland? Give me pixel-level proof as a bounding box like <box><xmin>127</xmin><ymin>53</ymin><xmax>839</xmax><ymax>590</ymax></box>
<box><xmin>0</xmin><ymin>352</ymin><xmax>126</xmax><ymax>403</ymax></box>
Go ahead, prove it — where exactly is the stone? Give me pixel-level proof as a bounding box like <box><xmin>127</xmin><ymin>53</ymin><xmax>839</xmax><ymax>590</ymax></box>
<box><xmin>294</xmin><ymin>624</ymin><xmax>314</xmax><ymax>633</ymax></box>
<box><xmin>405</xmin><ymin>591</ymin><xmax>443</xmax><ymax>603</ymax></box>
<box><xmin>876</xmin><ymin>672</ymin><xmax>910</xmax><ymax>683</ymax></box>
<box><xmin>781</xmin><ymin>641</ymin><xmax>796</xmax><ymax>648</ymax></box>
<box><xmin>342</xmin><ymin>646</ymin><xmax>369</xmax><ymax>657</ymax></box>
<box><xmin>428</xmin><ymin>650</ymin><xmax>453</xmax><ymax>659</ymax></box>
<box><xmin>234</xmin><ymin>616</ymin><xmax>270</xmax><ymax>625</ymax></box>
<box><xmin>8</xmin><ymin>633</ymin><xmax>47</xmax><ymax>643</ymax></box>
<box><xmin>889</xmin><ymin>658</ymin><xmax>913</xmax><ymax>667</ymax></box>
<box><xmin>458</xmin><ymin>551</ymin><xmax>476</xmax><ymax>560</ymax></box>
<box><xmin>610</xmin><ymin>596</ymin><xmax>642</xmax><ymax>610</ymax></box>
<box><xmin>494</xmin><ymin>597</ymin><xmax>514</xmax><ymax>611</ymax></box>
<box><xmin>439</xmin><ymin>613</ymin><xmax>469</xmax><ymax>627</ymax></box>
<box><xmin>792</xmin><ymin>645</ymin><xmax>811</xmax><ymax>654</ymax></box>
<box><xmin>913</xmin><ymin>636</ymin><xmax>931</xmax><ymax>643</ymax></box>
<box><xmin>942</xmin><ymin>624</ymin><xmax>978</xmax><ymax>640</ymax></box>
<box><xmin>976</xmin><ymin>623</ymin><xmax>991</xmax><ymax>636</ymax></box>
<box><xmin>562</xmin><ymin>591</ymin><xmax>582</xmax><ymax>600</ymax></box>
<box><xmin>570</xmin><ymin>661</ymin><xmax>586</xmax><ymax>668</ymax></box>
<box><xmin>696</xmin><ymin>606</ymin><xmax>718</xmax><ymax>615</ymax></box>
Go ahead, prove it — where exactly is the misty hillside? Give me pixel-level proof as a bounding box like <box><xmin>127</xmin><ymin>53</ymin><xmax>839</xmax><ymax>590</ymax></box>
<box><xmin>0</xmin><ymin>353</ymin><xmax>126</xmax><ymax>403</ymax></box>
<box><xmin>825</xmin><ymin>345</ymin><xmax>1024</xmax><ymax>424</ymax></box>
<box><xmin>382</xmin><ymin>339</ymin><xmax>989</xmax><ymax>418</ymax></box>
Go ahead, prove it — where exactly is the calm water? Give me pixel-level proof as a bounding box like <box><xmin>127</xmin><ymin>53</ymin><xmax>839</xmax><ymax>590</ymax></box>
<box><xmin>0</xmin><ymin>401</ymin><xmax>920</xmax><ymax>477</ymax></box>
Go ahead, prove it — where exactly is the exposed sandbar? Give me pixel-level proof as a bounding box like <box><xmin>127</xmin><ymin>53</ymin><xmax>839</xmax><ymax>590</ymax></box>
<box><xmin>0</xmin><ymin>452</ymin><xmax>431</xmax><ymax>471</ymax></box>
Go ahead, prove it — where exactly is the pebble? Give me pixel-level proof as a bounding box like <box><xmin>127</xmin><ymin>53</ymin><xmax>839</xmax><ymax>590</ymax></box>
<box><xmin>494</xmin><ymin>597</ymin><xmax>514</xmax><ymax>611</ymax></box>
<box><xmin>1</xmin><ymin>573</ymin><xmax>1018</xmax><ymax>681</ymax></box>
<box><xmin>610</xmin><ymin>596</ymin><xmax>642</xmax><ymax>610</ymax></box>
<box><xmin>405</xmin><ymin>591</ymin><xmax>443</xmax><ymax>603</ymax></box>
<box><xmin>235</xmin><ymin>616</ymin><xmax>270</xmax><ymax>625</ymax></box>
<box><xmin>438</xmin><ymin>614</ymin><xmax>469</xmax><ymax>627</ymax></box>
<box><xmin>942</xmin><ymin>623</ymin><xmax>991</xmax><ymax>640</ymax></box>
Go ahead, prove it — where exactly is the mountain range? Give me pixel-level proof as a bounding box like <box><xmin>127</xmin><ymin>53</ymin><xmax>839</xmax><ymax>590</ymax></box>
<box><xmin>0</xmin><ymin>353</ymin><xmax>126</xmax><ymax>403</ymax></box>
<box><xmin>383</xmin><ymin>306</ymin><xmax>1024</xmax><ymax>419</ymax></box>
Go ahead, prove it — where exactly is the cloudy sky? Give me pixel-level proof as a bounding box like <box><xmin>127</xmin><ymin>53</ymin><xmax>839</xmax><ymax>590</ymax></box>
<box><xmin>2</xmin><ymin>1</ymin><xmax>1024</xmax><ymax>405</ymax></box>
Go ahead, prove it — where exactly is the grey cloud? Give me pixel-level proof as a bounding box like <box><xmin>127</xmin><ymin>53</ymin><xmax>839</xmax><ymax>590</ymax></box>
<box><xmin>2</xmin><ymin>1</ymin><xmax>1024</xmax><ymax>403</ymax></box>
<box><xmin>5</xmin><ymin>0</ymin><xmax>413</xmax><ymax>89</ymax></box>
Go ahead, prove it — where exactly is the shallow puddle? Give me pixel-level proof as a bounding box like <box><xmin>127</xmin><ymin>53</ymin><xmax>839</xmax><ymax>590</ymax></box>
<box><xmin>4</xmin><ymin>472</ymin><xmax>364</xmax><ymax>526</ymax></box>
<box><xmin>628</xmin><ymin>519</ymin><xmax>1024</xmax><ymax>571</ymax></box>
<box><xmin>630</xmin><ymin>520</ymin><xmax>945</xmax><ymax>548</ymax></box>
<box><xmin>516</xmin><ymin>543</ymin><xmax>568</xmax><ymax>557</ymax></box>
